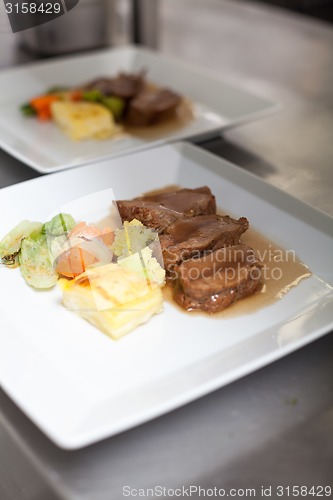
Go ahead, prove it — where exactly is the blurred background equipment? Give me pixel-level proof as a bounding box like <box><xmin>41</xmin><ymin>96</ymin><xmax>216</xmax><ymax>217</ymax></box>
<box><xmin>241</xmin><ymin>0</ymin><xmax>333</xmax><ymax>22</ymax></box>
<box><xmin>9</xmin><ymin>0</ymin><xmax>333</xmax><ymax>58</ymax></box>
<box><xmin>20</xmin><ymin>0</ymin><xmax>111</xmax><ymax>55</ymax></box>
<box><xmin>19</xmin><ymin>0</ymin><xmax>159</xmax><ymax>56</ymax></box>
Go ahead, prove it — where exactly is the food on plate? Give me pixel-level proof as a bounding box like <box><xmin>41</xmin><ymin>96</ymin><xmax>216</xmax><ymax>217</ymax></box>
<box><xmin>111</xmin><ymin>219</ymin><xmax>157</xmax><ymax>258</ymax></box>
<box><xmin>0</xmin><ymin>214</ymin><xmax>75</xmax><ymax>287</ymax></box>
<box><xmin>1</xmin><ymin>211</ymin><xmax>165</xmax><ymax>339</ymax></box>
<box><xmin>51</xmin><ymin>101</ymin><xmax>116</xmax><ymax>140</ymax></box>
<box><xmin>111</xmin><ymin>219</ymin><xmax>165</xmax><ymax>285</ymax></box>
<box><xmin>68</xmin><ymin>221</ymin><xmax>114</xmax><ymax>245</ymax></box>
<box><xmin>19</xmin><ymin>232</ymin><xmax>59</xmax><ymax>289</ymax></box>
<box><xmin>173</xmin><ymin>245</ymin><xmax>263</xmax><ymax>313</ymax></box>
<box><xmin>0</xmin><ymin>213</ymin><xmax>114</xmax><ymax>287</ymax></box>
<box><xmin>160</xmin><ymin>214</ymin><xmax>249</xmax><ymax>272</ymax></box>
<box><xmin>21</xmin><ymin>94</ymin><xmax>60</xmax><ymax>120</ymax></box>
<box><xmin>1</xmin><ymin>183</ymin><xmax>310</xmax><ymax>336</ymax></box>
<box><xmin>59</xmin><ymin>218</ymin><xmax>165</xmax><ymax>338</ymax></box>
<box><xmin>83</xmin><ymin>72</ymin><xmax>182</xmax><ymax>126</ymax></box>
<box><xmin>0</xmin><ymin>220</ymin><xmax>43</xmax><ymax>267</ymax></box>
<box><xmin>42</xmin><ymin>213</ymin><xmax>76</xmax><ymax>237</ymax></box>
<box><xmin>55</xmin><ymin>246</ymin><xmax>101</xmax><ymax>278</ymax></box>
<box><xmin>29</xmin><ymin>213</ymin><xmax>78</xmax><ymax>288</ymax></box>
<box><xmin>118</xmin><ymin>246</ymin><xmax>165</xmax><ymax>287</ymax></box>
<box><xmin>117</xmin><ymin>186</ymin><xmax>264</xmax><ymax>313</ymax></box>
<box><xmin>84</xmin><ymin>72</ymin><xmax>145</xmax><ymax>99</ymax></box>
<box><xmin>126</xmin><ymin>88</ymin><xmax>181</xmax><ymax>126</ymax></box>
<box><xmin>60</xmin><ymin>263</ymin><xmax>163</xmax><ymax>340</ymax></box>
<box><xmin>117</xmin><ymin>186</ymin><xmax>216</xmax><ymax>234</ymax></box>
<box><xmin>54</xmin><ymin>222</ymin><xmax>114</xmax><ymax>278</ymax></box>
<box><xmin>20</xmin><ymin>71</ymin><xmax>189</xmax><ymax>141</ymax></box>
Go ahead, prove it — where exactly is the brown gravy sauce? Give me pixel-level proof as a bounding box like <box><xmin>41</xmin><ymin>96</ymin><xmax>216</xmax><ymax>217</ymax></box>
<box><xmin>143</xmin><ymin>184</ymin><xmax>185</xmax><ymax>196</ymax></box>
<box><xmin>168</xmin><ymin>216</ymin><xmax>220</xmax><ymax>243</ymax></box>
<box><xmin>219</xmin><ymin>228</ymin><xmax>310</xmax><ymax>318</ymax></box>
<box><xmin>139</xmin><ymin>189</ymin><xmax>207</xmax><ymax>215</ymax></box>
<box><xmin>114</xmin><ymin>98</ymin><xmax>194</xmax><ymax>141</ymax></box>
<box><xmin>152</xmin><ymin>193</ymin><xmax>311</xmax><ymax>317</ymax></box>
<box><xmin>163</xmin><ymin>226</ymin><xmax>311</xmax><ymax>318</ymax></box>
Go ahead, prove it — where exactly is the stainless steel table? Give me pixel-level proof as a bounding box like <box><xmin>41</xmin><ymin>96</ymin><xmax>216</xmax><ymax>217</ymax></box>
<box><xmin>1</xmin><ymin>1</ymin><xmax>333</xmax><ymax>499</ymax></box>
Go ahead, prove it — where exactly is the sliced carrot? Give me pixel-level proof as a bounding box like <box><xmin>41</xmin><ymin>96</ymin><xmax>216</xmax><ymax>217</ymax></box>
<box><xmin>69</xmin><ymin>222</ymin><xmax>114</xmax><ymax>246</ymax></box>
<box><xmin>68</xmin><ymin>222</ymin><xmax>88</xmax><ymax>238</ymax></box>
<box><xmin>100</xmin><ymin>227</ymin><xmax>114</xmax><ymax>246</ymax></box>
<box><xmin>70</xmin><ymin>90</ymin><xmax>83</xmax><ymax>101</ymax></box>
<box><xmin>30</xmin><ymin>94</ymin><xmax>59</xmax><ymax>110</ymax></box>
<box><xmin>55</xmin><ymin>247</ymin><xmax>98</xmax><ymax>278</ymax></box>
<box><xmin>53</xmin><ymin>222</ymin><xmax>115</xmax><ymax>279</ymax></box>
<box><xmin>30</xmin><ymin>94</ymin><xmax>60</xmax><ymax>121</ymax></box>
<box><xmin>54</xmin><ymin>222</ymin><xmax>115</xmax><ymax>278</ymax></box>
<box><xmin>37</xmin><ymin>108</ymin><xmax>52</xmax><ymax>121</ymax></box>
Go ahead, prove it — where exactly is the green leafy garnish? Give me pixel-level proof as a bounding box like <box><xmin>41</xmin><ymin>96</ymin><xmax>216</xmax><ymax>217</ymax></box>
<box><xmin>42</xmin><ymin>213</ymin><xmax>76</xmax><ymax>237</ymax></box>
<box><xmin>20</xmin><ymin>103</ymin><xmax>37</xmax><ymax>117</ymax></box>
<box><xmin>19</xmin><ymin>232</ymin><xmax>58</xmax><ymax>289</ymax></box>
<box><xmin>0</xmin><ymin>220</ymin><xmax>43</xmax><ymax>267</ymax></box>
<box><xmin>112</xmin><ymin>220</ymin><xmax>157</xmax><ymax>259</ymax></box>
<box><xmin>101</xmin><ymin>96</ymin><xmax>125</xmax><ymax>120</ymax></box>
<box><xmin>82</xmin><ymin>89</ymin><xmax>104</xmax><ymax>102</ymax></box>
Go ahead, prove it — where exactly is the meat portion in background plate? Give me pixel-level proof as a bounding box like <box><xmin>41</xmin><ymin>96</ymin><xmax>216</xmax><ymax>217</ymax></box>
<box><xmin>126</xmin><ymin>88</ymin><xmax>182</xmax><ymax>126</ymax></box>
<box><xmin>84</xmin><ymin>71</ymin><xmax>145</xmax><ymax>99</ymax></box>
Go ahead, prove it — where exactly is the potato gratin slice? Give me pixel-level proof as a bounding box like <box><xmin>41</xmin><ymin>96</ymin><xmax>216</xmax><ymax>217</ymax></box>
<box><xmin>51</xmin><ymin>101</ymin><xmax>117</xmax><ymax>140</ymax></box>
<box><xmin>59</xmin><ymin>263</ymin><xmax>163</xmax><ymax>340</ymax></box>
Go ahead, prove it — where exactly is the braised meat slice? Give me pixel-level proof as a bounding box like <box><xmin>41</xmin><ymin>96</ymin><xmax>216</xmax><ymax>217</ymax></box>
<box><xmin>173</xmin><ymin>245</ymin><xmax>263</xmax><ymax>313</ymax></box>
<box><xmin>126</xmin><ymin>88</ymin><xmax>181</xmax><ymax>126</ymax></box>
<box><xmin>161</xmin><ymin>214</ymin><xmax>249</xmax><ymax>272</ymax></box>
<box><xmin>83</xmin><ymin>77</ymin><xmax>114</xmax><ymax>96</ymax></box>
<box><xmin>108</xmin><ymin>72</ymin><xmax>145</xmax><ymax>99</ymax></box>
<box><xmin>84</xmin><ymin>72</ymin><xmax>145</xmax><ymax>99</ymax></box>
<box><xmin>117</xmin><ymin>187</ymin><xmax>216</xmax><ymax>234</ymax></box>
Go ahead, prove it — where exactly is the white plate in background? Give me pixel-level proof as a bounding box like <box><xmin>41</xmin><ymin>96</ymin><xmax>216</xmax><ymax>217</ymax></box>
<box><xmin>0</xmin><ymin>45</ymin><xmax>278</xmax><ymax>173</ymax></box>
<box><xmin>0</xmin><ymin>142</ymin><xmax>332</xmax><ymax>449</ymax></box>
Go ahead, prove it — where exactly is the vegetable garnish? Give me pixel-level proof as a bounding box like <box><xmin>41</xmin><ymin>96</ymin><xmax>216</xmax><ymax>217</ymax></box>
<box><xmin>82</xmin><ymin>89</ymin><xmax>104</xmax><ymax>102</ymax></box>
<box><xmin>1</xmin><ymin>213</ymin><xmax>165</xmax><ymax>340</ymax></box>
<box><xmin>101</xmin><ymin>96</ymin><xmax>125</xmax><ymax>121</ymax></box>
<box><xmin>29</xmin><ymin>94</ymin><xmax>61</xmax><ymax>121</ymax></box>
<box><xmin>20</xmin><ymin>85</ymin><xmax>127</xmax><ymax>128</ymax></box>
<box><xmin>20</xmin><ymin>103</ymin><xmax>37</xmax><ymax>117</ymax></box>
<box><xmin>19</xmin><ymin>232</ymin><xmax>58</xmax><ymax>289</ymax></box>
<box><xmin>70</xmin><ymin>90</ymin><xmax>83</xmax><ymax>102</ymax></box>
<box><xmin>54</xmin><ymin>222</ymin><xmax>114</xmax><ymax>278</ymax></box>
<box><xmin>112</xmin><ymin>219</ymin><xmax>157</xmax><ymax>259</ymax></box>
<box><xmin>42</xmin><ymin>213</ymin><xmax>76</xmax><ymax>237</ymax></box>
<box><xmin>0</xmin><ymin>214</ymin><xmax>75</xmax><ymax>288</ymax></box>
<box><xmin>60</xmin><ymin>262</ymin><xmax>164</xmax><ymax>340</ymax></box>
<box><xmin>0</xmin><ymin>220</ymin><xmax>43</xmax><ymax>268</ymax></box>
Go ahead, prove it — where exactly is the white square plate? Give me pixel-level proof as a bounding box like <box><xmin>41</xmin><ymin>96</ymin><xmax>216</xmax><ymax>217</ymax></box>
<box><xmin>0</xmin><ymin>45</ymin><xmax>278</xmax><ymax>173</ymax></box>
<box><xmin>0</xmin><ymin>142</ymin><xmax>332</xmax><ymax>449</ymax></box>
